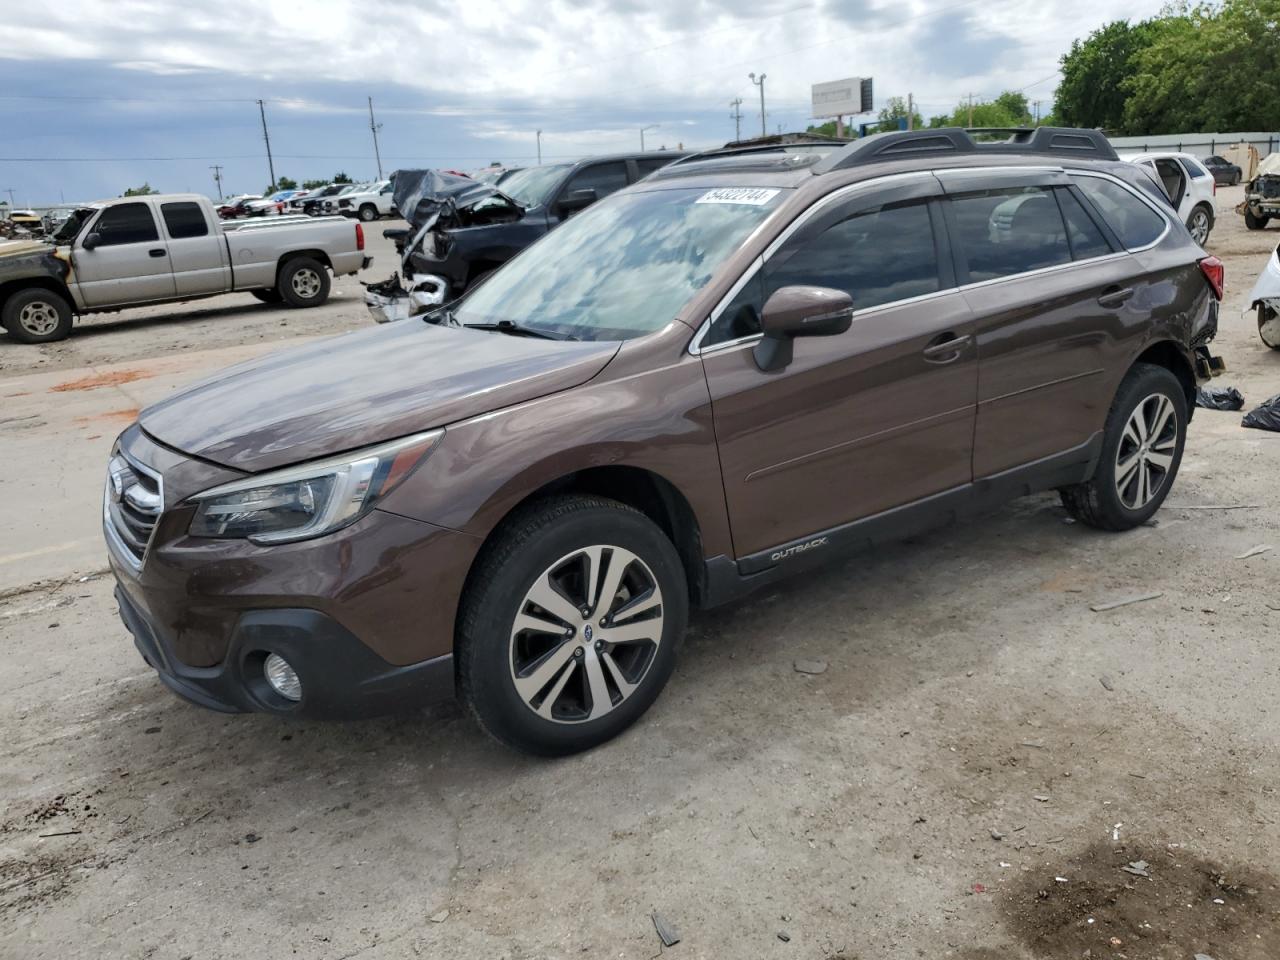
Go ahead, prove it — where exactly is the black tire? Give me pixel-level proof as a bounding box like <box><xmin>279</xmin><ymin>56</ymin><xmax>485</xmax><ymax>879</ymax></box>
<box><xmin>277</xmin><ymin>256</ymin><xmax>331</xmax><ymax>308</ymax></box>
<box><xmin>1232</xmin><ymin>173</ymin><xmax>1241</xmax><ymax>186</ymax></box>
<box><xmin>251</xmin><ymin>288</ymin><xmax>284</xmax><ymax>304</ymax></box>
<box><xmin>458</xmin><ymin>495</ymin><xmax>688</xmax><ymax>756</ymax></box>
<box><xmin>1259</xmin><ymin>304</ymin><xmax>1280</xmax><ymax>351</ymax></box>
<box><xmin>2</xmin><ymin>288</ymin><xmax>73</xmax><ymax>344</ymax></box>
<box><xmin>1186</xmin><ymin>205</ymin><xmax>1213</xmax><ymax>245</ymax></box>
<box><xmin>1060</xmin><ymin>363</ymin><xmax>1187</xmax><ymax>531</ymax></box>
<box><xmin>1244</xmin><ymin>208</ymin><xmax>1270</xmax><ymax>230</ymax></box>
<box><xmin>358</xmin><ymin>204</ymin><xmax>379</xmax><ymax>222</ymax></box>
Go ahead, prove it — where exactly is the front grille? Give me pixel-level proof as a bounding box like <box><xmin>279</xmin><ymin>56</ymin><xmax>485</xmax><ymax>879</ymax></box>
<box><xmin>104</xmin><ymin>452</ymin><xmax>163</xmax><ymax>568</ymax></box>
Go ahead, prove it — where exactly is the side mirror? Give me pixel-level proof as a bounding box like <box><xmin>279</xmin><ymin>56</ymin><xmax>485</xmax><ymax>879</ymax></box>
<box><xmin>753</xmin><ymin>285</ymin><xmax>854</xmax><ymax>372</ymax></box>
<box><xmin>558</xmin><ymin>188</ymin><xmax>598</xmax><ymax>216</ymax></box>
<box><xmin>82</xmin><ymin>232</ymin><xmax>101</xmax><ymax>251</ymax></box>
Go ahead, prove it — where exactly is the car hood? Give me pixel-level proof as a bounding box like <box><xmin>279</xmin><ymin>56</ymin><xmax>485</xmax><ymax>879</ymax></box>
<box><xmin>392</xmin><ymin>169</ymin><xmax>517</xmax><ymax>232</ymax></box>
<box><xmin>139</xmin><ymin>321</ymin><xmax>621</xmax><ymax>472</ymax></box>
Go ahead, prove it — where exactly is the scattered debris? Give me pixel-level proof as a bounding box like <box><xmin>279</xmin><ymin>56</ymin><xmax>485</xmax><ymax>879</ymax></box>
<box><xmin>144</xmin><ymin>726</ymin><xmax>161</xmax><ymax>734</ymax></box>
<box><xmin>1020</xmin><ymin>740</ymin><xmax>1045</xmax><ymax>749</ymax></box>
<box><xmin>971</xmin><ymin>882</ymin><xmax>987</xmax><ymax>894</ymax></box>
<box><xmin>1242</xmin><ymin>393</ymin><xmax>1280</xmax><ymax>432</ymax></box>
<box><xmin>1099</xmin><ymin>675</ymin><xmax>1115</xmax><ymax>691</ymax></box>
<box><xmin>990</xmin><ymin>828</ymin><xmax>1005</xmax><ymax>841</ymax></box>
<box><xmin>1089</xmin><ymin>592</ymin><xmax>1162</xmax><ymax>612</ymax></box>
<box><xmin>1033</xmin><ymin>795</ymin><xmax>1051</xmax><ymax>803</ymax></box>
<box><xmin>1054</xmin><ymin>876</ymin><xmax>1069</xmax><ymax>883</ymax></box>
<box><xmin>1168</xmin><ymin>503</ymin><xmax>1260</xmax><ymax>510</ymax></box>
<box><xmin>793</xmin><ymin>659</ymin><xmax>828</xmax><ymax>675</ymax></box>
<box><xmin>1195</xmin><ymin>385</ymin><xmax>1245</xmax><ymax>410</ymax></box>
<box><xmin>1196</xmin><ymin>954</ymin><xmax>1216</xmax><ymax>960</ymax></box>
<box><xmin>37</xmin><ymin>829</ymin><xmax>82</xmax><ymax>838</ymax></box>
<box><xmin>1235</xmin><ymin>544</ymin><xmax>1274</xmax><ymax>560</ymax></box>
<box><xmin>1121</xmin><ymin>860</ymin><xmax>1150</xmax><ymax>878</ymax></box>
<box><xmin>1112</xmin><ymin>823</ymin><xmax>1122</xmax><ymax>841</ymax></box>
<box><xmin>652</xmin><ymin>912</ymin><xmax>680</xmax><ymax>947</ymax></box>
<box><xmin>244</xmin><ymin>832</ymin><xmax>261</xmax><ymax>843</ymax></box>
<box><xmin>776</xmin><ymin>931</ymin><xmax>791</xmax><ymax>943</ymax></box>
<box><xmin>429</xmin><ymin>909</ymin><xmax>450</xmax><ymax>924</ymax></box>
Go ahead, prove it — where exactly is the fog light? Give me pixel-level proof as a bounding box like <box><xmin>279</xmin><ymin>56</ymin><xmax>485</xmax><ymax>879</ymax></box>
<box><xmin>263</xmin><ymin>653</ymin><xmax>302</xmax><ymax>701</ymax></box>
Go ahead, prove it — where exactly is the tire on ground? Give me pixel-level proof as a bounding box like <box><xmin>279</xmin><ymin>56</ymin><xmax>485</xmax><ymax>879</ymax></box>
<box><xmin>251</xmin><ymin>288</ymin><xmax>284</xmax><ymax>304</ymax></box>
<box><xmin>2</xmin><ymin>288</ymin><xmax>73</xmax><ymax>344</ymax></box>
<box><xmin>277</xmin><ymin>256</ymin><xmax>331</xmax><ymax>308</ymax></box>
<box><xmin>1244</xmin><ymin>207</ymin><xmax>1270</xmax><ymax>230</ymax></box>
<box><xmin>1259</xmin><ymin>304</ymin><xmax>1280</xmax><ymax>351</ymax></box>
<box><xmin>358</xmin><ymin>204</ymin><xmax>379</xmax><ymax>222</ymax></box>
<box><xmin>1059</xmin><ymin>362</ymin><xmax>1188</xmax><ymax>531</ymax></box>
<box><xmin>457</xmin><ymin>494</ymin><xmax>688</xmax><ymax>756</ymax></box>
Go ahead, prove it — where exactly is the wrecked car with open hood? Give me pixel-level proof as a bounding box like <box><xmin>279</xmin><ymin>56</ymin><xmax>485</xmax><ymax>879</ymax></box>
<box><xmin>1239</xmin><ymin>152</ymin><xmax>1280</xmax><ymax>231</ymax></box>
<box><xmin>363</xmin><ymin>152</ymin><xmax>687</xmax><ymax>323</ymax></box>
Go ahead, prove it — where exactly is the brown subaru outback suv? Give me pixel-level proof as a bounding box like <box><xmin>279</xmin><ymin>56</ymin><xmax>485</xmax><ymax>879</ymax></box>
<box><xmin>106</xmin><ymin>128</ymin><xmax>1225</xmax><ymax>755</ymax></box>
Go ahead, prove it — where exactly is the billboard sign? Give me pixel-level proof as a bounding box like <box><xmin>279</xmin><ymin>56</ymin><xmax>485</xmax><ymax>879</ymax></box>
<box><xmin>811</xmin><ymin>77</ymin><xmax>873</xmax><ymax>119</ymax></box>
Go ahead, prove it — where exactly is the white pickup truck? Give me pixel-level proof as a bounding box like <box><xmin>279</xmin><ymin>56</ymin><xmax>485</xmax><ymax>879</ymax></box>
<box><xmin>0</xmin><ymin>193</ymin><xmax>372</xmax><ymax>343</ymax></box>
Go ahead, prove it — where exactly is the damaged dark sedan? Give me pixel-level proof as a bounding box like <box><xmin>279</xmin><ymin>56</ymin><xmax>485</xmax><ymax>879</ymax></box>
<box><xmin>365</xmin><ymin>152</ymin><xmax>686</xmax><ymax>321</ymax></box>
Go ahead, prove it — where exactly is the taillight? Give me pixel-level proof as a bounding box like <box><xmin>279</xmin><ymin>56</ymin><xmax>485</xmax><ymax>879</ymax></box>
<box><xmin>1199</xmin><ymin>255</ymin><xmax>1224</xmax><ymax>300</ymax></box>
<box><xmin>355</xmin><ymin>222</ymin><xmax>365</xmax><ymax>251</ymax></box>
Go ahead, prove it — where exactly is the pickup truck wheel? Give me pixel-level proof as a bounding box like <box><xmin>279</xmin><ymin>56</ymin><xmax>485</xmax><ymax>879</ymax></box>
<box><xmin>358</xmin><ymin>204</ymin><xmax>379</xmax><ymax>222</ymax></box>
<box><xmin>3</xmin><ymin>289</ymin><xmax>73</xmax><ymax>344</ymax></box>
<box><xmin>458</xmin><ymin>495</ymin><xmax>687</xmax><ymax>756</ymax></box>
<box><xmin>278</xmin><ymin>257</ymin><xmax>331</xmax><ymax>308</ymax></box>
<box><xmin>1259</xmin><ymin>304</ymin><xmax>1280</xmax><ymax>351</ymax></box>
<box><xmin>1059</xmin><ymin>363</ymin><xmax>1186</xmax><ymax>531</ymax></box>
<box><xmin>1244</xmin><ymin>208</ymin><xmax>1270</xmax><ymax>230</ymax></box>
<box><xmin>251</xmin><ymin>288</ymin><xmax>284</xmax><ymax>304</ymax></box>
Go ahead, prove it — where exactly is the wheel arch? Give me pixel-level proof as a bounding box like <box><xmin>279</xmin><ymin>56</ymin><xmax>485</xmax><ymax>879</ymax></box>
<box><xmin>461</xmin><ymin>464</ymin><xmax>708</xmax><ymax>611</ymax></box>
<box><xmin>1131</xmin><ymin>339</ymin><xmax>1196</xmax><ymax>412</ymax></box>
<box><xmin>276</xmin><ymin>249</ymin><xmax>333</xmax><ymax>277</ymax></box>
<box><xmin>0</xmin><ymin>277</ymin><xmax>76</xmax><ymax>321</ymax></box>
<box><xmin>1188</xmin><ymin>200</ymin><xmax>1215</xmax><ymax>227</ymax></box>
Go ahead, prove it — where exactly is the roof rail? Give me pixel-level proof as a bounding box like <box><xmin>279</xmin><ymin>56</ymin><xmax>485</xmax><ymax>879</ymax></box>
<box><xmin>812</xmin><ymin>126</ymin><xmax>1118</xmax><ymax>174</ymax></box>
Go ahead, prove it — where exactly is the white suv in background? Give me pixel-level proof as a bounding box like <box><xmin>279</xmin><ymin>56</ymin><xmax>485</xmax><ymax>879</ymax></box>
<box><xmin>1122</xmin><ymin>152</ymin><xmax>1217</xmax><ymax>245</ymax></box>
<box><xmin>336</xmin><ymin>180</ymin><xmax>395</xmax><ymax>221</ymax></box>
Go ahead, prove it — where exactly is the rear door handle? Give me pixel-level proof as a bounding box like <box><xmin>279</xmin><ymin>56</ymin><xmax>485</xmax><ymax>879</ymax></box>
<box><xmin>922</xmin><ymin>333</ymin><xmax>972</xmax><ymax>363</ymax></box>
<box><xmin>1097</xmin><ymin>285</ymin><xmax>1134</xmax><ymax>308</ymax></box>
<box><xmin>149</xmin><ymin>248</ymin><xmax>167</xmax><ymax>258</ymax></box>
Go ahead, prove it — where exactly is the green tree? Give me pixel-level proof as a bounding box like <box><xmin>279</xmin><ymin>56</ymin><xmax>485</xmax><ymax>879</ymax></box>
<box><xmin>275</xmin><ymin>176</ymin><xmax>298</xmax><ymax>190</ymax></box>
<box><xmin>302</xmin><ymin>179</ymin><xmax>329</xmax><ymax>189</ymax></box>
<box><xmin>1055</xmin><ymin>19</ymin><xmax>1158</xmax><ymax>132</ymax></box>
<box><xmin>878</xmin><ymin>96</ymin><xmax>924</xmax><ymax>131</ymax></box>
<box><xmin>121</xmin><ymin>183</ymin><xmax>157</xmax><ymax>196</ymax></box>
<box><xmin>333</xmin><ymin>171</ymin><xmax>353</xmax><ymax>184</ymax></box>
<box><xmin>932</xmin><ymin>91</ymin><xmax>1034</xmax><ymax>130</ymax></box>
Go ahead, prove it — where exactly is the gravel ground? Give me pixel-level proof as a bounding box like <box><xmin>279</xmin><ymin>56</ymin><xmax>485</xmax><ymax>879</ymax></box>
<box><xmin>2</xmin><ymin>192</ymin><xmax>1279</xmax><ymax>960</ymax></box>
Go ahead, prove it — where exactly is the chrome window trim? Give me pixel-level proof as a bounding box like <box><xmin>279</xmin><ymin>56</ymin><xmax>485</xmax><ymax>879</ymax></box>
<box><xmin>103</xmin><ymin>448</ymin><xmax>164</xmax><ymax>572</ymax></box>
<box><xmin>688</xmin><ymin>164</ymin><xmax>1169</xmax><ymax>355</ymax></box>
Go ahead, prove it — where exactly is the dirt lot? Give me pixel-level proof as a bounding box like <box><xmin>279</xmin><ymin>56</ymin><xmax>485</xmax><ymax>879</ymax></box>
<box><xmin>2</xmin><ymin>195</ymin><xmax>1279</xmax><ymax>960</ymax></box>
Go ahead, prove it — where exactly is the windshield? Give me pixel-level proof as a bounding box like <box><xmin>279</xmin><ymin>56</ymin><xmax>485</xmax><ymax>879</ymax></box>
<box><xmin>53</xmin><ymin>207</ymin><xmax>97</xmax><ymax>244</ymax></box>
<box><xmin>498</xmin><ymin>164</ymin><xmax>571</xmax><ymax>208</ymax></box>
<box><xmin>452</xmin><ymin>185</ymin><xmax>785</xmax><ymax>341</ymax></box>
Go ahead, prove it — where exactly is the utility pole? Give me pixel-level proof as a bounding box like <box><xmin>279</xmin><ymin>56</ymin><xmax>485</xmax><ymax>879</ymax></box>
<box><xmin>749</xmin><ymin>72</ymin><xmax>767</xmax><ymax>138</ymax></box>
<box><xmin>1033</xmin><ymin>99</ymin><xmax>1041</xmax><ymax>126</ymax></box>
<box><xmin>209</xmin><ymin>165</ymin><xmax>224</xmax><ymax>200</ymax></box>
<box><xmin>257</xmin><ymin>99</ymin><xmax>276</xmax><ymax>190</ymax></box>
<box><xmin>3</xmin><ymin>188</ymin><xmax>15</xmax><ymax>208</ymax></box>
<box><xmin>907</xmin><ymin>93</ymin><xmax>915</xmax><ymax>131</ymax></box>
<box><xmin>536</xmin><ymin>130</ymin><xmax>542</xmax><ymax>165</ymax></box>
<box><xmin>967</xmin><ymin>93</ymin><xmax>975</xmax><ymax>128</ymax></box>
<box><xmin>730</xmin><ymin>98</ymin><xmax>743</xmax><ymax>142</ymax></box>
<box><xmin>640</xmin><ymin>124</ymin><xmax>658</xmax><ymax>151</ymax></box>
<box><xmin>368</xmin><ymin>96</ymin><xmax>384</xmax><ymax>179</ymax></box>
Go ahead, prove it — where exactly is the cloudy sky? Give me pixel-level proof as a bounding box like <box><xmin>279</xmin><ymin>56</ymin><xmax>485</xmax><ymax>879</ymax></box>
<box><xmin>1</xmin><ymin>0</ymin><xmax>1165</xmax><ymax>206</ymax></box>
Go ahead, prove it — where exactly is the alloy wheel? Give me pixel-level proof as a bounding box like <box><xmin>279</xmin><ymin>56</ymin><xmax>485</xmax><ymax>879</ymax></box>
<box><xmin>18</xmin><ymin>300</ymin><xmax>59</xmax><ymax>336</ymax></box>
<box><xmin>1188</xmin><ymin>209</ymin><xmax>1210</xmax><ymax>245</ymax></box>
<box><xmin>509</xmin><ymin>545</ymin><xmax>664</xmax><ymax>723</ymax></box>
<box><xmin>1114</xmin><ymin>393</ymin><xmax>1177</xmax><ymax>510</ymax></box>
<box><xmin>291</xmin><ymin>268</ymin><xmax>322</xmax><ymax>299</ymax></box>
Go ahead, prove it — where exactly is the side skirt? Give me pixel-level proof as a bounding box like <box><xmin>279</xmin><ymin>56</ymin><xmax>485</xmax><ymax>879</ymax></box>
<box><xmin>699</xmin><ymin>432</ymin><xmax>1102</xmax><ymax>609</ymax></box>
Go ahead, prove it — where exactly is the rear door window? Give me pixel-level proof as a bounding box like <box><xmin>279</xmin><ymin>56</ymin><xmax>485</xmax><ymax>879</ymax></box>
<box><xmin>1179</xmin><ymin>157</ymin><xmax>1211</xmax><ymax>180</ymax></box>
<box><xmin>947</xmin><ymin>186</ymin><xmax>1071</xmax><ymax>282</ymax></box>
<box><xmin>161</xmin><ymin>202</ymin><xmax>209</xmax><ymax>239</ymax></box>
<box><xmin>93</xmin><ymin>203</ymin><xmax>160</xmax><ymax>246</ymax></box>
<box><xmin>1072</xmin><ymin>176</ymin><xmax>1168</xmax><ymax>250</ymax></box>
<box><xmin>563</xmin><ymin>162</ymin><xmax>629</xmax><ymax>200</ymax></box>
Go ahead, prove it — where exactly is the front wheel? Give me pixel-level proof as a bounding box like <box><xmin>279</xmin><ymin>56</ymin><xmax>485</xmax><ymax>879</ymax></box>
<box><xmin>2</xmin><ymin>288</ymin><xmax>73</xmax><ymax>344</ymax></box>
<box><xmin>1245</xmin><ymin>207</ymin><xmax>1271</xmax><ymax>230</ymax></box>
<box><xmin>458</xmin><ymin>496</ymin><xmax>687</xmax><ymax>756</ymax></box>
<box><xmin>1260</xmin><ymin>304</ymin><xmax>1280</xmax><ymax>351</ymax></box>
<box><xmin>277</xmin><ymin>257</ymin><xmax>331</xmax><ymax>308</ymax></box>
<box><xmin>1060</xmin><ymin>363</ymin><xmax>1187</xmax><ymax>531</ymax></box>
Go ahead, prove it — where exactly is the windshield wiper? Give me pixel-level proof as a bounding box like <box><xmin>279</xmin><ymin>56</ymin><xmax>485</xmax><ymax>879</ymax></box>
<box><xmin>464</xmin><ymin>320</ymin><xmax>576</xmax><ymax>341</ymax></box>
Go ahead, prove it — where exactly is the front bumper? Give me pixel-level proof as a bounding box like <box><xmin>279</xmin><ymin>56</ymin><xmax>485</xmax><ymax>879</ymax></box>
<box><xmin>116</xmin><ymin>586</ymin><xmax>454</xmax><ymax>718</ymax></box>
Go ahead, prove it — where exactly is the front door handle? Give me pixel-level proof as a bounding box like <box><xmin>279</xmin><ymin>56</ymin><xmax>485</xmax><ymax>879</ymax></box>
<box><xmin>149</xmin><ymin>248</ymin><xmax>167</xmax><ymax>258</ymax></box>
<box><xmin>1097</xmin><ymin>285</ymin><xmax>1134</xmax><ymax>308</ymax></box>
<box><xmin>922</xmin><ymin>333</ymin><xmax>972</xmax><ymax>363</ymax></box>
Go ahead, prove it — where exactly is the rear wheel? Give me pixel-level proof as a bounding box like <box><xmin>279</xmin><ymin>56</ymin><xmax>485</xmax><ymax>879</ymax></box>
<box><xmin>458</xmin><ymin>495</ymin><xmax>687</xmax><ymax>756</ymax></box>
<box><xmin>1259</xmin><ymin>304</ymin><xmax>1280</xmax><ymax>351</ymax></box>
<box><xmin>1186</xmin><ymin>206</ymin><xmax>1212</xmax><ymax>245</ymax></box>
<box><xmin>277</xmin><ymin>257</ymin><xmax>331</xmax><ymax>308</ymax></box>
<box><xmin>251</xmin><ymin>288</ymin><xmax>284</xmax><ymax>304</ymax></box>
<box><xmin>1244</xmin><ymin>207</ymin><xmax>1271</xmax><ymax>230</ymax></box>
<box><xmin>1060</xmin><ymin>363</ymin><xmax>1187</xmax><ymax>531</ymax></box>
<box><xmin>358</xmin><ymin>204</ymin><xmax>379</xmax><ymax>222</ymax></box>
<box><xmin>2</xmin><ymin>288</ymin><xmax>73</xmax><ymax>344</ymax></box>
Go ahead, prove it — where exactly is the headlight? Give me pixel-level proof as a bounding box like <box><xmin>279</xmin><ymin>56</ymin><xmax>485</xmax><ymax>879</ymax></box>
<box><xmin>188</xmin><ymin>430</ymin><xmax>441</xmax><ymax>544</ymax></box>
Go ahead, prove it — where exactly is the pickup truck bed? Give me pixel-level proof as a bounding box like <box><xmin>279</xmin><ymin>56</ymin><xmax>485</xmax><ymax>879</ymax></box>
<box><xmin>0</xmin><ymin>193</ymin><xmax>371</xmax><ymax>344</ymax></box>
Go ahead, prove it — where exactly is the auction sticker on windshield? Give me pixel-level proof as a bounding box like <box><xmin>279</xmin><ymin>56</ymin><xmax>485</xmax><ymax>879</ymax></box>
<box><xmin>695</xmin><ymin>188</ymin><xmax>781</xmax><ymax>205</ymax></box>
